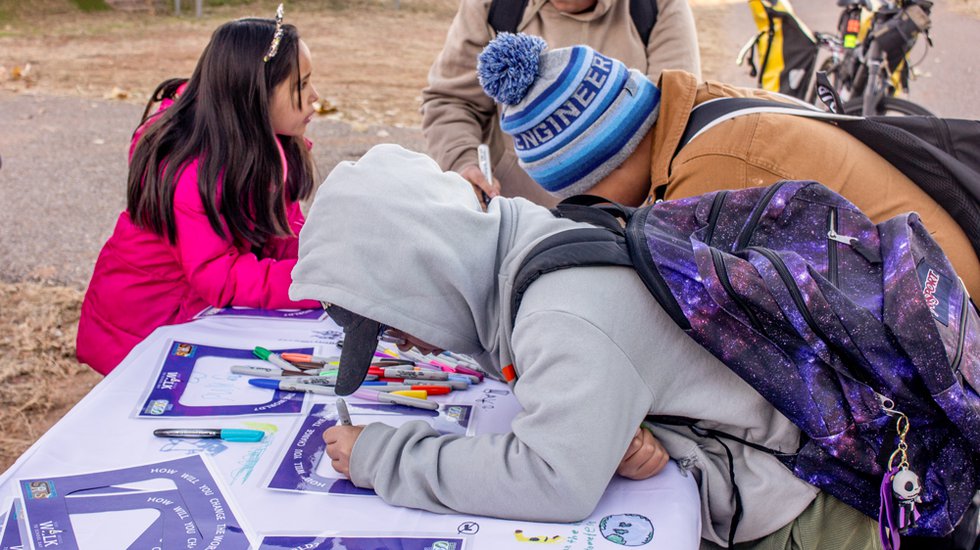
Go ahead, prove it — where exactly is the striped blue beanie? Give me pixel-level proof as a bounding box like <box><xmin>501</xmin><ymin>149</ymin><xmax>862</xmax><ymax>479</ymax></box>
<box><xmin>478</xmin><ymin>33</ymin><xmax>660</xmax><ymax>198</ymax></box>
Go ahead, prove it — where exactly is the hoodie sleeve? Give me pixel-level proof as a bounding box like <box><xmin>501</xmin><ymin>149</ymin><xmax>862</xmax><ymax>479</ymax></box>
<box><xmin>171</xmin><ymin>165</ymin><xmax>318</xmax><ymax>310</ymax></box>
<box><xmin>348</xmin><ymin>309</ymin><xmax>654</xmax><ymax>522</ymax></box>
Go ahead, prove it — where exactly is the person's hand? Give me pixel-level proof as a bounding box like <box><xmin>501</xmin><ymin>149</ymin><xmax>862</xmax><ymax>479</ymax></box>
<box><xmin>458</xmin><ymin>164</ymin><xmax>499</xmax><ymax>210</ymax></box>
<box><xmin>617</xmin><ymin>427</ymin><xmax>669</xmax><ymax>480</ymax></box>
<box><xmin>324</xmin><ymin>424</ymin><xmax>365</xmax><ymax>477</ymax></box>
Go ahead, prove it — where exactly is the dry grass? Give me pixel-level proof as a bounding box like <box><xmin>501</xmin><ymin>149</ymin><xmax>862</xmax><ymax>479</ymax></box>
<box><xmin>0</xmin><ymin>0</ymin><xmax>458</xmax><ymax>128</ymax></box>
<box><xmin>0</xmin><ymin>283</ymin><xmax>101</xmax><ymax>470</ymax></box>
<box><xmin>950</xmin><ymin>0</ymin><xmax>980</xmax><ymax>17</ymax></box>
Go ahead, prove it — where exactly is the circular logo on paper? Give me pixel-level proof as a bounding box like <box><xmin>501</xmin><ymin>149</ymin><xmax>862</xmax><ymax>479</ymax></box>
<box><xmin>599</xmin><ymin>514</ymin><xmax>654</xmax><ymax>546</ymax></box>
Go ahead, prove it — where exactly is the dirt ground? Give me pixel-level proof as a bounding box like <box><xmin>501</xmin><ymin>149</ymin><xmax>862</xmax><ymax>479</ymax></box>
<box><xmin>0</xmin><ymin>0</ymin><xmax>976</xmax><ymax>473</ymax></box>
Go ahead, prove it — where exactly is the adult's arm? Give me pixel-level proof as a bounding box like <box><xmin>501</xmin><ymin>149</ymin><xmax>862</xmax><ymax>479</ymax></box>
<box><xmin>645</xmin><ymin>0</ymin><xmax>701</xmax><ymax>79</ymax></box>
<box><xmin>348</xmin><ymin>310</ymin><xmax>654</xmax><ymax>521</ymax></box>
<box><xmin>420</xmin><ymin>0</ymin><xmax>498</xmax><ymax>175</ymax></box>
<box><xmin>171</xmin><ymin>167</ymin><xmax>318</xmax><ymax>310</ymax></box>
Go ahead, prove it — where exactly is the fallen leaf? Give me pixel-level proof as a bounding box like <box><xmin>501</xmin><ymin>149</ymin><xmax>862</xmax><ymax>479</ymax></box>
<box><xmin>105</xmin><ymin>86</ymin><xmax>129</xmax><ymax>100</ymax></box>
<box><xmin>313</xmin><ymin>99</ymin><xmax>337</xmax><ymax>115</ymax></box>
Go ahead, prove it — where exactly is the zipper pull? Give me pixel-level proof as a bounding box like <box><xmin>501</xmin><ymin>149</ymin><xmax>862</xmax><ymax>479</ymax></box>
<box><xmin>828</xmin><ymin>227</ymin><xmax>856</xmax><ymax>245</ymax></box>
<box><xmin>828</xmin><ymin>228</ymin><xmax>881</xmax><ymax>264</ymax></box>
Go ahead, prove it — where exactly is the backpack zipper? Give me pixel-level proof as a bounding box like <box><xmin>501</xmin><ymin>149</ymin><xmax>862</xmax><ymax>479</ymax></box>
<box><xmin>735</xmin><ymin>182</ymin><xmax>788</xmax><ymax>251</ymax></box>
<box><xmin>747</xmin><ymin>245</ymin><xmax>836</xmax><ymax>352</ymax></box>
<box><xmin>705</xmin><ymin>190</ymin><xmax>729</xmax><ymax>247</ymax></box>
<box><xmin>827</xmin><ymin>209</ymin><xmax>842</xmax><ymax>286</ymax></box>
<box><xmin>827</xmin><ymin>209</ymin><xmax>881</xmax><ymax>265</ymax></box>
<box><xmin>628</xmin><ymin>209</ymin><xmax>692</xmax><ymax>330</ymax></box>
<box><xmin>951</xmin><ymin>287</ymin><xmax>969</xmax><ymax>373</ymax></box>
<box><xmin>711</xmin><ymin>248</ymin><xmax>764</xmax><ymax>331</ymax></box>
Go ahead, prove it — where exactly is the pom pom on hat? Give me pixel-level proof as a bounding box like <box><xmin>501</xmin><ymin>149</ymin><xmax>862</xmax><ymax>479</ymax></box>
<box><xmin>477</xmin><ymin>33</ymin><xmax>547</xmax><ymax>105</ymax></box>
<box><xmin>479</xmin><ymin>36</ymin><xmax>662</xmax><ymax>200</ymax></box>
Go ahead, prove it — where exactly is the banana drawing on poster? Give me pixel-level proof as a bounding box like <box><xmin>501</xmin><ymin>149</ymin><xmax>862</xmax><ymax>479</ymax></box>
<box><xmin>509</xmin><ymin>513</ymin><xmax>655</xmax><ymax>549</ymax></box>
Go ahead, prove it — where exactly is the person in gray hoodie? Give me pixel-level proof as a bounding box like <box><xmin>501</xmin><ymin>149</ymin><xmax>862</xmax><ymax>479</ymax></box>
<box><xmin>288</xmin><ymin>144</ymin><xmax>880</xmax><ymax>549</ymax></box>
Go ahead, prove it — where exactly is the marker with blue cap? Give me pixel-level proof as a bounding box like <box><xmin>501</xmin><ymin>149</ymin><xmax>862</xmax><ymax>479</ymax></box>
<box><xmin>153</xmin><ymin>428</ymin><xmax>265</xmax><ymax>442</ymax></box>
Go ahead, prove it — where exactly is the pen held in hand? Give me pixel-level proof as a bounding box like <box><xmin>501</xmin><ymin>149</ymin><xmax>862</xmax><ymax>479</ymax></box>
<box><xmin>336</xmin><ymin>397</ymin><xmax>353</xmax><ymax>426</ymax></box>
<box><xmin>477</xmin><ymin>143</ymin><xmax>493</xmax><ymax>205</ymax></box>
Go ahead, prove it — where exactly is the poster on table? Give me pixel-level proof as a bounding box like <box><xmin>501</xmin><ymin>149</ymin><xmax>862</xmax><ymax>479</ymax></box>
<box><xmin>17</xmin><ymin>455</ymin><xmax>250</xmax><ymax>549</ymax></box>
<box><xmin>136</xmin><ymin>341</ymin><xmax>312</xmax><ymax>417</ymax></box>
<box><xmin>194</xmin><ymin>306</ymin><xmax>328</xmax><ymax>322</ymax></box>
<box><xmin>257</xmin><ymin>534</ymin><xmax>468</xmax><ymax>550</ymax></box>
<box><xmin>268</xmin><ymin>402</ymin><xmax>475</xmax><ymax>495</ymax></box>
<box><xmin>0</xmin><ymin>499</ymin><xmax>25</xmax><ymax>550</ymax></box>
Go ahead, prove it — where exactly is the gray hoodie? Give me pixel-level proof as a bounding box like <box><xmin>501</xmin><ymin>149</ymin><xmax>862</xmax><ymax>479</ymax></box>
<box><xmin>289</xmin><ymin>144</ymin><xmax>817</xmax><ymax>545</ymax></box>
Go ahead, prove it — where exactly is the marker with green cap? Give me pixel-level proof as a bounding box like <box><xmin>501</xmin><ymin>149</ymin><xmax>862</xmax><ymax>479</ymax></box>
<box><xmin>253</xmin><ymin>346</ymin><xmax>302</xmax><ymax>372</ymax></box>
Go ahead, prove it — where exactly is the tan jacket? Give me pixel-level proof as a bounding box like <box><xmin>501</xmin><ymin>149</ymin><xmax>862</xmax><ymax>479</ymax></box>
<box><xmin>421</xmin><ymin>0</ymin><xmax>701</xmax><ymax>206</ymax></box>
<box><xmin>648</xmin><ymin>70</ymin><xmax>980</xmax><ymax>298</ymax></box>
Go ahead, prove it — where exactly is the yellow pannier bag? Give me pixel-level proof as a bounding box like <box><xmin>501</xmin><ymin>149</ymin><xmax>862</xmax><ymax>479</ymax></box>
<box><xmin>739</xmin><ymin>0</ymin><xmax>818</xmax><ymax>99</ymax></box>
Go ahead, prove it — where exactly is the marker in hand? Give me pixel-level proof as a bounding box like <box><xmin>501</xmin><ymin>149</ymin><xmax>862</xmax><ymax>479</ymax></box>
<box><xmin>477</xmin><ymin>143</ymin><xmax>493</xmax><ymax>206</ymax></box>
<box><xmin>336</xmin><ymin>398</ymin><xmax>352</xmax><ymax>426</ymax></box>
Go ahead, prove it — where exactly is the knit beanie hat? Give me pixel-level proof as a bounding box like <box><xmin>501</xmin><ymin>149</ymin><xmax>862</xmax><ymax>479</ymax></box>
<box><xmin>478</xmin><ymin>33</ymin><xmax>660</xmax><ymax>199</ymax></box>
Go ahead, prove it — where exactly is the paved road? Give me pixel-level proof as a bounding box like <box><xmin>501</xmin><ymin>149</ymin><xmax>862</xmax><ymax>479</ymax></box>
<box><xmin>0</xmin><ymin>93</ymin><xmax>423</xmax><ymax>287</ymax></box>
<box><xmin>714</xmin><ymin>0</ymin><xmax>980</xmax><ymax>118</ymax></box>
<box><xmin>1</xmin><ymin>1</ymin><xmax>976</xmax><ymax>288</ymax></box>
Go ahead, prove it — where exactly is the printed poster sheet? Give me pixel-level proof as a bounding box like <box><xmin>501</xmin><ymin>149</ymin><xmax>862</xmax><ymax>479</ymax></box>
<box><xmin>258</xmin><ymin>534</ymin><xmax>467</xmax><ymax>550</ymax></box>
<box><xmin>194</xmin><ymin>306</ymin><xmax>328</xmax><ymax>322</ymax></box>
<box><xmin>137</xmin><ymin>341</ymin><xmax>311</xmax><ymax>417</ymax></box>
<box><xmin>268</xmin><ymin>402</ymin><xmax>475</xmax><ymax>495</ymax></box>
<box><xmin>17</xmin><ymin>455</ymin><xmax>250</xmax><ymax>549</ymax></box>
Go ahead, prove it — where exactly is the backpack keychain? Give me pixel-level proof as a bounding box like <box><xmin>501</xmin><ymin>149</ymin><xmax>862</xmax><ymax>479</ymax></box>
<box><xmin>879</xmin><ymin>406</ymin><xmax>923</xmax><ymax>550</ymax></box>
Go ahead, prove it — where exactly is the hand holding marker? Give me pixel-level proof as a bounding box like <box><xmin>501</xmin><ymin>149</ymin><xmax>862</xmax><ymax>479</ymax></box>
<box><xmin>336</xmin><ymin>398</ymin><xmax>353</xmax><ymax>426</ymax></box>
<box><xmin>477</xmin><ymin>143</ymin><xmax>493</xmax><ymax>206</ymax></box>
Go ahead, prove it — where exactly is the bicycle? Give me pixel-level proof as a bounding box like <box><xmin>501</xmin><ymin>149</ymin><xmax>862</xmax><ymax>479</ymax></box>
<box><xmin>737</xmin><ymin>0</ymin><xmax>935</xmax><ymax>116</ymax></box>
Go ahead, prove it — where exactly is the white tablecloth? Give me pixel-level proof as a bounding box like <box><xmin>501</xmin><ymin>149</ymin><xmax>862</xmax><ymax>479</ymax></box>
<box><xmin>0</xmin><ymin>313</ymin><xmax>701</xmax><ymax>550</ymax></box>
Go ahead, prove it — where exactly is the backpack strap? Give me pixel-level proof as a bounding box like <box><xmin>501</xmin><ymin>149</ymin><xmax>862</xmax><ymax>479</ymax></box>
<box><xmin>671</xmin><ymin>97</ymin><xmax>980</xmax><ymax>260</ymax></box>
<box><xmin>489</xmin><ymin>0</ymin><xmax>658</xmax><ymax>46</ymax></box>
<box><xmin>552</xmin><ymin>194</ymin><xmax>634</xmax><ymax>233</ymax></box>
<box><xmin>511</xmin><ymin>227</ymin><xmax>632</xmax><ymax>325</ymax></box>
<box><xmin>629</xmin><ymin>0</ymin><xmax>659</xmax><ymax>46</ymax></box>
<box><xmin>488</xmin><ymin>0</ymin><xmax>529</xmax><ymax>35</ymax></box>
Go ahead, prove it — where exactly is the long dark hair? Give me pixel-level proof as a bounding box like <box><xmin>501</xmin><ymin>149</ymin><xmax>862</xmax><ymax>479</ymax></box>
<box><xmin>127</xmin><ymin>18</ymin><xmax>315</xmax><ymax>248</ymax></box>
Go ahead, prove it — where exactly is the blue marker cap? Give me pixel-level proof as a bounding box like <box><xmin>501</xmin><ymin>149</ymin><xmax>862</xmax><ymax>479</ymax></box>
<box><xmin>248</xmin><ymin>378</ymin><xmax>281</xmax><ymax>390</ymax></box>
<box><xmin>219</xmin><ymin>429</ymin><xmax>266</xmax><ymax>443</ymax></box>
<box><xmin>447</xmin><ymin>374</ymin><xmax>472</xmax><ymax>386</ymax></box>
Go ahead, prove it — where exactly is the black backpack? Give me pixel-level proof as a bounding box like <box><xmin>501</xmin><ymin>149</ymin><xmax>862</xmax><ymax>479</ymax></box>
<box><xmin>488</xmin><ymin>0</ymin><xmax>659</xmax><ymax>46</ymax></box>
<box><xmin>657</xmin><ymin>97</ymin><xmax>980</xmax><ymax>260</ymax></box>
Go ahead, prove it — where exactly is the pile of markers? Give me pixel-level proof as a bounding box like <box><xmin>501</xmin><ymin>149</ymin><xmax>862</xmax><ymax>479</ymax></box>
<box><xmin>235</xmin><ymin>346</ymin><xmax>485</xmax><ymax>411</ymax></box>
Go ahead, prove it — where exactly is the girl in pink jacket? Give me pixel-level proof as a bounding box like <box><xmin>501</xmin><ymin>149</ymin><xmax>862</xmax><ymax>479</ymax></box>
<box><xmin>78</xmin><ymin>7</ymin><xmax>321</xmax><ymax>374</ymax></box>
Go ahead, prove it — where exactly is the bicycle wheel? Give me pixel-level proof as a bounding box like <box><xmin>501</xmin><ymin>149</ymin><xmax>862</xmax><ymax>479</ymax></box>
<box><xmin>843</xmin><ymin>96</ymin><xmax>935</xmax><ymax>116</ymax></box>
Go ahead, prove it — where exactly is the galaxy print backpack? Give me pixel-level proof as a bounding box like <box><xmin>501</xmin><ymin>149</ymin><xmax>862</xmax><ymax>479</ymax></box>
<box><xmin>512</xmin><ymin>180</ymin><xmax>980</xmax><ymax>547</ymax></box>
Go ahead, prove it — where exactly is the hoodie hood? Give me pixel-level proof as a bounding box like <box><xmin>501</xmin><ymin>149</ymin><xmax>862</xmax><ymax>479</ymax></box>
<box><xmin>289</xmin><ymin>144</ymin><xmax>588</xmax><ymax>377</ymax></box>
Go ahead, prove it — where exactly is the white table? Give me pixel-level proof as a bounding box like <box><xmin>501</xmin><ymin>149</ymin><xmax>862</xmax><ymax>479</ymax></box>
<box><xmin>0</xmin><ymin>312</ymin><xmax>700</xmax><ymax>549</ymax></box>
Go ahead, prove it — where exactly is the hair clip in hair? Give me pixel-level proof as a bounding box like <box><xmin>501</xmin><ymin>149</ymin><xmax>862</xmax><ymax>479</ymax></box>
<box><xmin>263</xmin><ymin>3</ymin><xmax>285</xmax><ymax>63</ymax></box>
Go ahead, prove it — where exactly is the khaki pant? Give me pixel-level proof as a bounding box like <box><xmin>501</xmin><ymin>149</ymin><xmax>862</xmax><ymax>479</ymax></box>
<box><xmin>701</xmin><ymin>492</ymin><xmax>882</xmax><ymax>550</ymax></box>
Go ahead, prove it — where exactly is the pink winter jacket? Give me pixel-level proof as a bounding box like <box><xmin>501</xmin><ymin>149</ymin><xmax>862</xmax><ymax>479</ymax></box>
<box><xmin>77</xmin><ymin>98</ymin><xmax>318</xmax><ymax>375</ymax></box>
